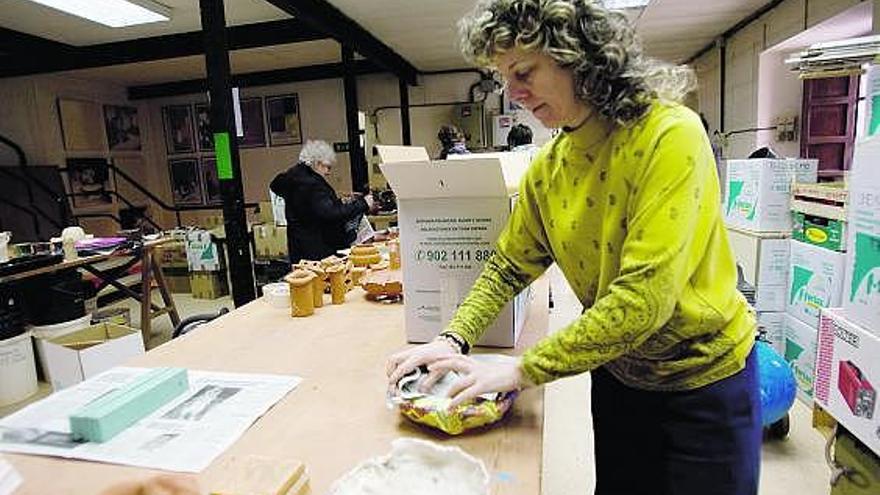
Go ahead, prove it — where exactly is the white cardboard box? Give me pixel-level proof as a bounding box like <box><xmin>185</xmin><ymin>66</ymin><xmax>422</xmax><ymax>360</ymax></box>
<box><xmin>757</xmin><ymin>312</ymin><xmax>785</xmax><ymax>355</ymax></box>
<box><xmin>815</xmin><ymin>308</ymin><xmax>880</xmax><ymax>456</ymax></box>
<box><xmin>787</xmin><ymin>240</ymin><xmax>846</xmax><ymax>328</ymax></box>
<box><xmin>843</xmin><ymin>138</ymin><xmax>880</xmax><ymax>333</ymax></box>
<box><xmin>783</xmin><ymin>314</ymin><xmax>818</xmax><ymax>404</ymax></box>
<box><xmin>380</xmin><ymin>148</ymin><xmax>531</xmax><ymax>347</ymax></box>
<box><xmin>723</xmin><ymin>158</ymin><xmax>817</xmax><ymax>232</ymax></box>
<box><xmin>39</xmin><ymin>323</ymin><xmax>144</xmax><ymax>390</ymax></box>
<box><xmin>726</xmin><ymin>227</ymin><xmax>790</xmax><ymax>312</ymax></box>
<box><xmin>186</xmin><ymin>230</ymin><xmax>222</xmax><ymax>272</ymax></box>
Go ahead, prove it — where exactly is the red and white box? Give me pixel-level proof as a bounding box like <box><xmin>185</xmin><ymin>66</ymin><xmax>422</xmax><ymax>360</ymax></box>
<box><xmin>814</xmin><ymin>308</ymin><xmax>880</xmax><ymax>456</ymax></box>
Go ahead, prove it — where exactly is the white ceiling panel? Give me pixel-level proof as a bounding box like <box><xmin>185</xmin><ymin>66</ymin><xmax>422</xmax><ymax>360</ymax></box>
<box><xmin>0</xmin><ymin>0</ymin><xmax>289</xmax><ymax>45</ymax></box>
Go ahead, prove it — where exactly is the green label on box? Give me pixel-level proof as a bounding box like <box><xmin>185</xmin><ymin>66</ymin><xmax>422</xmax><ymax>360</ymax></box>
<box><xmin>214</xmin><ymin>132</ymin><xmax>233</xmax><ymax>180</ymax></box>
<box><xmin>792</xmin><ymin>212</ymin><xmax>844</xmax><ymax>251</ymax></box>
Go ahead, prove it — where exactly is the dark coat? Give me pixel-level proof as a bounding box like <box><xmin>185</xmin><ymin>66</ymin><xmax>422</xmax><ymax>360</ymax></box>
<box><xmin>269</xmin><ymin>162</ymin><xmax>367</xmax><ymax>264</ymax></box>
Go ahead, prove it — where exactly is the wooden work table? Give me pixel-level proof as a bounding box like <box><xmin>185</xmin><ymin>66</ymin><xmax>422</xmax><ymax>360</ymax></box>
<box><xmin>6</xmin><ymin>277</ymin><xmax>549</xmax><ymax>494</ymax></box>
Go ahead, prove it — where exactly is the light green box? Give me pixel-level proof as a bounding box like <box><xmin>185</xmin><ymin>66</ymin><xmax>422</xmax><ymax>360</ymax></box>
<box><xmin>69</xmin><ymin>367</ymin><xmax>188</xmax><ymax>443</ymax></box>
<box><xmin>783</xmin><ymin>314</ymin><xmax>818</xmax><ymax>404</ymax></box>
<box><xmin>787</xmin><ymin>240</ymin><xmax>846</xmax><ymax>328</ymax></box>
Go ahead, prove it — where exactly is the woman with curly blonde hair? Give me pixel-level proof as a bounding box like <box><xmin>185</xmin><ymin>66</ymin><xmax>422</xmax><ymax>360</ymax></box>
<box><xmin>387</xmin><ymin>1</ymin><xmax>760</xmax><ymax>493</ymax></box>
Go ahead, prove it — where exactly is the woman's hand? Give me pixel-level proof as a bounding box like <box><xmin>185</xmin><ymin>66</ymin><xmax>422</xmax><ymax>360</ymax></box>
<box><xmin>100</xmin><ymin>475</ymin><xmax>201</xmax><ymax>495</ymax></box>
<box><xmin>386</xmin><ymin>338</ymin><xmax>460</xmax><ymax>388</ymax></box>
<box><xmin>422</xmin><ymin>355</ymin><xmax>527</xmax><ymax>408</ymax></box>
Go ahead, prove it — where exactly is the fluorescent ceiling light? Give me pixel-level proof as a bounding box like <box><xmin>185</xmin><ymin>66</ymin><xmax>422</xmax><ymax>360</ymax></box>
<box><xmin>603</xmin><ymin>0</ymin><xmax>651</xmax><ymax>9</ymax></box>
<box><xmin>24</xmin><ymin>0</ymin><xmax>170</xmax><ymax>28</ymax></box>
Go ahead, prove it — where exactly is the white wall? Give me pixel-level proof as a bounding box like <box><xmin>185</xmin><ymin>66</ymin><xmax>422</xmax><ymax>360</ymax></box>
<box><xmin>693</xmin><ymin>0</ymin><xmax>868</xmax><ymax>159</ymax></box>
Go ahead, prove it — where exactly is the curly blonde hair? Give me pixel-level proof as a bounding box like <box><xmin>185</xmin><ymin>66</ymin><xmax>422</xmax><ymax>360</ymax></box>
<box><xmin>459</xmin><ymin>0</ymin><xmax>696</xmax><ymax>125</ymax></box>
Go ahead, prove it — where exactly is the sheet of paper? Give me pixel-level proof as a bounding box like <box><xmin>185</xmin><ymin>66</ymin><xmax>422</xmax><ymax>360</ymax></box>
<box><xmin>0</xmin><ymin>367</ymin><xmax>301</xmax><ymax>473</ymax></box>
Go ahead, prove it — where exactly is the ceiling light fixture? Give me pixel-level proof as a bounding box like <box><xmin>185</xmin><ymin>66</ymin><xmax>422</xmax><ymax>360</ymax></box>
<box><xmin>603</xmin><ymin>0</ymin><xmax>651</xmax><ymax>9</ymax></box>
<box><xmin>24</xmin><ymin>0</ymin><xmax>171</xmax><ymax>28</ymax></box>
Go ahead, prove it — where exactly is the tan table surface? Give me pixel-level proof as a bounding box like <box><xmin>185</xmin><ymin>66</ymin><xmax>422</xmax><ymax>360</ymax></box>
<box><xmin>6</xmin><ymin>278</ymin><xmax>549</xmax><ymax>495</ymax></box>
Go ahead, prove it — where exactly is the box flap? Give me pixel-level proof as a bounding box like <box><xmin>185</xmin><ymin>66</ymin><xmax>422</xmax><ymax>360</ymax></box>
<box><xmin>49</xmin><ymin>323</ymin><xmax>137</xmax><ymax>350</ymax></box>
<box><xmin>447</xmin><ymin>151</ymin><xmax>531</xmax><ymax>193</ymax></box>
<box><xmin>381</xmin><ymin>159</ymin><xmax>509</xmax><ymax>199</ymax></box>
<box><xmin>375</xmin><ymin>145</ymin><xmax>430</xmax><ymax>163</ymax></box>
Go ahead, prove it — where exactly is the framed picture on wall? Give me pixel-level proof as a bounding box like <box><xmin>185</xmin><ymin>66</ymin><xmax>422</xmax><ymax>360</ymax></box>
<box><xmin>194</xmin><ymin>103</ymin><xmax>213</xmax><ymax>152</ymax></box>
<box><xmin>199</xmin><ymin>157</ymin><xmax>222</xmax><ymax>206</ymax></box>
<box><xmin>238</xmin><ymin>97</ymin><xmax>267</xmax><ymax>148</ymax></box>
<box><xmin>66</xmin><ymin>157</ymin><xmax>114</xmax><ymax>208</ymax></box>
<box><xmin>266</xmin><ymin>94</ymin><xmax>302</xmax><ymax>146</ymax></box>
<box><xmin>162</xmin><ymin>105</ymin><xmax>196</xmax><ymax>155</ymax></box>
<box><xmin>168</xmin><ymin>158</ymin><xmax>203</xmax><ymax>206</ymax></box>
<box><xmin>103</xmin><ymin>104</ymin><xmax>141</xmax><ymax>151</ymax></box>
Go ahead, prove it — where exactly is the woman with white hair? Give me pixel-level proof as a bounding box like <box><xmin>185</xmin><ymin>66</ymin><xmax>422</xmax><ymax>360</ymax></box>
<box><xmin>386</xmin><ymin>1</ymin><xmax>760</xmax><ymax>494</ymax></box>
<box><xmin>270</xmin><ymin>140</ymin><xmax>373</xmax><ymax>264</ymax></box>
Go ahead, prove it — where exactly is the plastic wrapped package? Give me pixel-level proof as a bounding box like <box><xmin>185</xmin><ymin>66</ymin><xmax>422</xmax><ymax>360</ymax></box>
<box><xmin>388</xmin><ymin>355</ymin><xmax>518</xmax><ymax>435</ymax></box>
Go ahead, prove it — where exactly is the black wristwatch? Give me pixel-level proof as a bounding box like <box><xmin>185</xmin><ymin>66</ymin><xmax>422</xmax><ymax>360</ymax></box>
<box><xmin>438</xmin><ymin>332</ymin><xmax>470</xmax><ymax>355</ymax></box>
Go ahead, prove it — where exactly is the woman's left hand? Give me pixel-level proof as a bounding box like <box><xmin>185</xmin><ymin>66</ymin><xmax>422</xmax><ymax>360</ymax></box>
<box><xmin>421</xmin><ymin>355</ymin><xmax>527</xmax><ymax>409</ymax></box>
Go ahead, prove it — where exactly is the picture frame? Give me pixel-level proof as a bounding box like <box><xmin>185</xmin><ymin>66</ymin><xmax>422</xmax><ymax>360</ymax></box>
<box><xmin>103</xmin><ymin>104</ymin><xmax>141</xmax><ymax>151</ymax></box>
<box><xmin>266</xmin><ymin>94</ymin><xmax>303</xmax><ymax>147</ymax></box>
<box><xmin>238</xmin><ymin>97</ymin><xmax>267</xmax><ymax>148</ymax></box>
<box><xmin>66</xmin><ymin>157</ymin><xmax>114</xmax><ymax>208</ymax></box>
<box><xmin>199</xmin><ymin>157</ymin><xmax>223</xmax><ymax>206</ymax></box>
<box><xmin>194</xmin><ymin>103</ymin><xmax>213</xmax><ymax>152</ymax></box>
<box><xmin>168</xmin><ymin>158</ymin><xmax>203</xmax><ymax>206</ymax></box>
<box><xmin>162</xmin><ymin>105</ymin><xmax>196</xmax><ymax>155</ymax></box>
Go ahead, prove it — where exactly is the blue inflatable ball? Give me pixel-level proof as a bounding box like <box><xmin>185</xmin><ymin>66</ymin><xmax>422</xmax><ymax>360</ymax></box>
<box><xmin>756</xmin><ymin>340</ymin><xmax>797</xmax><ymax>426</ymax></box>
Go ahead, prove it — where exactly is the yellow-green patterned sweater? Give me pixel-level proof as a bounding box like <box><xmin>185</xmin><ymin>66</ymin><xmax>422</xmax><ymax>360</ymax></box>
<box><xmin>447</xmin><ymin>101</ymin><xmax>755</xmax><ymax>391</ymax></box>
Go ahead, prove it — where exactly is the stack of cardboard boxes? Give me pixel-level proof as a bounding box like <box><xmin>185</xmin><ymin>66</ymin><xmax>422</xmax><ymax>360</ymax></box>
<box><xmin>814</xmin><ymin>137</ymin><xmax>880</xmax><ymax>459</ymax></box>
<box><xmin>784</xmin><ymin>183</ymin><xmax>847</xmax><ymax>403</ymax></box>
<box><xmin>186</xmin><ymin>229</ymin><xmax>229</xmax><ymax>300</ymax></box>
<box><xmin>157</xmin><ymin>236</ymin><xmax>190</xmax><ymax>294</ymax></box>
<box><xmin>723</xmin><ymin>158</ymin><xmax>818</xmax><ymax>364</ymax></box>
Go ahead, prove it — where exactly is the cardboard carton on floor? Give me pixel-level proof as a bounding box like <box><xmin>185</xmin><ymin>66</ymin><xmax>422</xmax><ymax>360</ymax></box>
<box><xmin>186</xmin><ymin>230</ymin><xmax>225</xmax><ymax>272</ymax></box>
<box><xmin>783</xmin><ymin>314</ymin><xmax>818</xmax><ymax>404</ymax></box>
<box><xmin>726</xmin><ymin>227</ymin><xmax>790</xmax><ymax>312</ymax></box>
<box><xmin>815</xmin><ymin>309</ymin><xmax>880</xmax><ymax>457</ymax></box>
<box><xmin>843</xmin><ymin>137</ymin><xmax>880</xmax><ymax>333</ymax></box>
<box><xmin>190</xmin><ymin>271</ymin><xmax>229</xmax><ymax>300</ymax></box>
<box><xmin>39</xmin><ymin>323</ymin><xmax>144</xmax><ymax>391</ymax></box>
<box><xmin>787</xmin><ymin>240</ymin><xmax>846</xmax><ymax>328</ymax></box>
<box><xmin>379</xmin><ymin>146</ymin><xmax>532</xmax><ymax>347</ymax></box>
<box><xmin>724</xmin><ymin>158</ymin><xmax>817</xmax><ymax>232</ymax></box>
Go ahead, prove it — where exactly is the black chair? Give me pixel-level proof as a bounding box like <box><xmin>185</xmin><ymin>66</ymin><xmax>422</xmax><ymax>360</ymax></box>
<box><xmin>172</xmin><ymin>307</ymin><xmax>229</xmax><ymax>339</ymax></box>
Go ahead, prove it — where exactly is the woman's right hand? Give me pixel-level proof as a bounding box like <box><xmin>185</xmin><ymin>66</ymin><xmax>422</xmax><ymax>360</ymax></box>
<box><xmin>364</xmin><ymin>193</ymin><xmax>375</xmax><ymax>211</ymax></box>
<box><xmin>385</xmin><ymin>338</ymin><xmax>459</xmax><ymax>388</ymax></box>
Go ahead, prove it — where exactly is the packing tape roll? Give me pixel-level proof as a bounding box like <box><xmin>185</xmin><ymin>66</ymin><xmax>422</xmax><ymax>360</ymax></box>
<box><xmin>263</xmin><ymin>283</ymin><xmax>290</xmax><ymax>309</ymax></box>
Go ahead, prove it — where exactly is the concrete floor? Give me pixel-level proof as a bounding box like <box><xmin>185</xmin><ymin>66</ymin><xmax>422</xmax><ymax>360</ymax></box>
<box><xmin>540</xmin><ymin>266</ymin><xmax>831</xmax><ymax>495</ymax></box>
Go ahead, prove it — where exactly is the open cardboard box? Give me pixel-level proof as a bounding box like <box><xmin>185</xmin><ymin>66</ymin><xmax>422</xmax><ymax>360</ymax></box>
<box><xmin>378</xmin><ymin>146</ymin><xmax>533</xmax><ymax>348</ymax></box>
<box><xmin>39</xmin><ymin>323</ymin><xmax>144</xmax><ymax>391</ymax></box>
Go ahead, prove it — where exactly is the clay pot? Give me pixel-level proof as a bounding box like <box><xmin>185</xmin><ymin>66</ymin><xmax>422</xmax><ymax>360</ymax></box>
<box><xmin>285</xmin><ymin>269</ymin><xmax>316</xmax><ymax>317</ymax></box>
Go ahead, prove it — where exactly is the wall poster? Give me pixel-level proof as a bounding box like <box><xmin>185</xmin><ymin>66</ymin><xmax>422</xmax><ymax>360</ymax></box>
<box><xmin>168</xmin><ymin>158</ymin><xmax>203</xmax><ymax>206</ymax></box>
<box><xmin>266</xmin><ymin>94</ymin><xmax>302</xmax><ymax>147</ymax></box>
<box><xmin>200</xmin><ymin>157</ymin><xmax>222</xmax><ymax>206</ymax></box>
<box><xmin>163</xmin><ymin>105</ymin><xmax>196</xmax><ymax>155</ymax></box>
<box><xmin>103</xmin><ymin>105</ymin><xmax>141</xmax><ymax>151</ymax></box>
